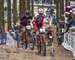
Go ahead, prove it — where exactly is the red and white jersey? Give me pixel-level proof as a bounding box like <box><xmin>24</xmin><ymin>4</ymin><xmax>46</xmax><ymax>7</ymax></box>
<box><xmin>32</xmin><ymin>14</ymin><xmax>45</xmax><ymax>29</ymax></box>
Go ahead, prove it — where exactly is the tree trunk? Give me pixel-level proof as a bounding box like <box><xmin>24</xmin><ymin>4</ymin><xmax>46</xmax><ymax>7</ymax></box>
<box><xmin>13</xmin><ymin>0</ymin><xmax>17</xmax><ymax>24</ymax></box>
<box><xmin>60</xmin><ymin>0</ymin><xmax>64</xmax><ymax>16</ymax></box>
<box><xmin>66</xmin><ymin>0</ymin><xmax>70</xmax><ymax>6</ymax></box>
<box><xmin>56</xmin><ymin>0</ymin><xmax>60</xmax><ymax>21</ymax></box>
<box><xmin>32</xmin><ymin>0</ymin><xmax>34</xmax><ymax>16</ymax></box>
<box><xmin>7</xmin><ymin>0</ymin><xmax>11</xmax><ymax>30</ymax></box>
<box><xmin>0</xmin><ymin>0</ymin><xmax>4</xmax><ymax>29</ymax></box>
<box><xmin>27</xmin><ymin>0</ymin><xmax>30</xmax><ymax>10</ymax></box>
<box><xmin>19</xmin><ymin>0</ymin><xmax>26</xmax><ymax>18</ymax></box>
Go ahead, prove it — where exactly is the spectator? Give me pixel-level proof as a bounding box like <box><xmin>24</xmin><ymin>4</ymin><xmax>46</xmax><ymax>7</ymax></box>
<box><xmin>14</xmin><ymin>26</ymin><xmax>20</xmax><ymax>48</ymax></box>
<box><xmin>0</xmin><ymin>27</ymin><xmax>7</xmax><ymax>45</ymax></box>
<box><xmin>10</xmin><ymin>22</ymin><xmax>15</xmax><ymax>31</ymax></box>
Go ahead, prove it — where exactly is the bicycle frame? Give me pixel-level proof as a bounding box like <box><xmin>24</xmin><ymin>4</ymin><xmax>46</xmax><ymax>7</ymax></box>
<box><xmin>39</xmin><ymin>33</ymin><xmax>46</xmax><ymax>46</ymax></box>
<box><xmin>39</xmin><ymin>33</ymin><xmax>42</xmax><ymax>46</ymax></box>
<box><xmin>38</xmin><ymin>30</ymin><xmax>46</xmax><ymax>56</ymax></box>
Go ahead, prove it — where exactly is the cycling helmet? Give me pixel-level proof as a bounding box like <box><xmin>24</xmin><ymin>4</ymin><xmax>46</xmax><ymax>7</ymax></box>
<box><xmin>38</xmin><ymin>8</ymin><xmax>43</xmax><ymax>15</ymax></box>
<box><xmin>25</xmin><ymin>10</ymin><xmax>30</xmax><ymax>17</ymax></box>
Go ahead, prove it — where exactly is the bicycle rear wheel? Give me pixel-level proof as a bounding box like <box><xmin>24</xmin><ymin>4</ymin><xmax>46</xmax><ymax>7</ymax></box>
<box><xmin>41</xmin><ymin>42</ymin><xmax>46</xmax><ymax>56</ymax></box>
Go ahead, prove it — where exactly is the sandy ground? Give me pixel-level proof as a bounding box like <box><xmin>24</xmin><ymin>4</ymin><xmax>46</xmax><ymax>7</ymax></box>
<box><xmin>0</xmin><ymin>44</ymin><xmax>73</xmax><ymax>60</ymax></box>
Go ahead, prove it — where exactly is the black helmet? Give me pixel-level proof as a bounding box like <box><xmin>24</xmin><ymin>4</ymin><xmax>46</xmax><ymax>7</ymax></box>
<box><xmin>25</xmin><ymin>10</ymin><xmax>30</xmax><ymax>16</ymax></box>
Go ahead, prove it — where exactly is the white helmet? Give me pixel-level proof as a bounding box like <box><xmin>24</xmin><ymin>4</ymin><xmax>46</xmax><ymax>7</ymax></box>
<box><xmin>38</xmin><ymin>8</ymin><xmax>43</xmax><ymax>14</ymax></box>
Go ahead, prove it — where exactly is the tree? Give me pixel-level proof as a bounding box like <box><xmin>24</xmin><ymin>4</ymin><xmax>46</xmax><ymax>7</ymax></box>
<box><xmin>60</xmin><ymin>0</ymin><xmax>64</xmax><ymax>16</ymax></box>
<box><xmin>7</xmin><ymin>0</ymin><xmax>11</xmax><ymax>30</ymax></box>
<box><xmin>31</xmin><ymin>0</ymin><xmax>34</xmax><ymax>16</ymax></box>
<box><xmin>56</xmin><ymin>0</ymin><xmax>60</xmax><ymax>21</ymax></box>
<box><xmin>0</xmin><ymin>0</ymin><xmax>4</xmax><ymax>29</ymax></box>
<box><xmin>19</xmin><ymin>0</ymin><xmax>26</xmax><ymax>18</ymax></box>
<box><xmin>13</xmin><ymin>0</ymin><xmax>17</xmax><ymax>24</ymax></box>
<box><xmin>27</xmin><ymin>0</ymin><xmax>30</xmax><ymax>10</ymax></box>
<box><xmin>66</xmin><ymin>0</ymin><xmax>70</xmax><ymax>6</ymax></box>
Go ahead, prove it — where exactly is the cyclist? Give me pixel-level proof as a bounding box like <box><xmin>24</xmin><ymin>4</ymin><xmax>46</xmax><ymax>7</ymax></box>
<box><xmin>32</xmin><ymin>8</ymin><xmax>45</xmax><ymax>45</ymax></box>
<box><xmin>32</xmin><ymin>8</ymin><xmax>45</xmax><ymax>30</ymax></box>
<box><xmin>33</xmin><ymin>9</ymin><xmax>47</xmax><ymax>55</ymax></box>
<box><xmin>19</xmin><ymin>10</ymin><xmax>33</xmax><ymax>48</ymax></box>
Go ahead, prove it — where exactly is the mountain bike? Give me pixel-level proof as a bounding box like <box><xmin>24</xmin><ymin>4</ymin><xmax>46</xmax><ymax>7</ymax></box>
<box><xmin>37</xmin><ymin>28</ymin><xmax>46</xmax><ymax>56</ymax></box>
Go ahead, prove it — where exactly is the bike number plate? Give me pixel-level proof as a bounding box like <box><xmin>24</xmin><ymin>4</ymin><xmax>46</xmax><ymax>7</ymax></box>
<box><xmin>49</xmin><ymin>36</ymin><xmax>52</xmax><ymax>38</ymax></box>
<box><xmin>40</xmin><ymin>28</ymin><xmax>45</xmax><ymax>33</ymax></box>
<box><xmin>26</xmin><ymin>25</ymin><xmax>31</xmax><ymax>30</ymax></box>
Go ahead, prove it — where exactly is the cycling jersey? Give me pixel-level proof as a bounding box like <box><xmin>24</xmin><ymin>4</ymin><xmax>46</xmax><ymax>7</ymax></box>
<box><xmin>33</xmin><ymin>14</ymin><xmax>45</xmax><ymax>29</ymax></box>
<box><xmin>20</xmin><ymin>15</ymin><xmax>32</xmax><ymax>27</ymax></box>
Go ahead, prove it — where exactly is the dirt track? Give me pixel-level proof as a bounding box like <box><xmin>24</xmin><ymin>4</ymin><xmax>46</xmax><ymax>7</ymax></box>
<box><xmin>0</xmin><ymin>45</ymin><xmax>50</xmax><ymax>60</ymax></box>
<box><xmin>0</xmin><ymin>45</ymin><xmax>74</xmax><ymax>60</ymax></box>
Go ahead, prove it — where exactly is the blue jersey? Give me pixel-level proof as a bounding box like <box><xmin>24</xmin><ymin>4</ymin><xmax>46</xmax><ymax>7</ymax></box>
<box><xmin>69</xmin><ymin>19</ymin><xmax>75</xmax><ymax>26</ymax></box>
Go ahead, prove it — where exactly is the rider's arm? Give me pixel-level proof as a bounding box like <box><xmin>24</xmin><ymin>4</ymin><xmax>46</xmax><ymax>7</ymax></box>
<box><xmin>33</xmin><ymin>20</ymin><xmax>38</xmax><ymax>29</ymax></box>
<box><xmin>32</xmin><ymin>16</ymin><xmax>38</xmax><ymax>29</ymax></box>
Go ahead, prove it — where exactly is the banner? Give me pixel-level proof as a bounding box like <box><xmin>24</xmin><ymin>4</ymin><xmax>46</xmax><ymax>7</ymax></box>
<box><xmin>0</xmin><ymin>32</ymin><xmax>7</xmax><ymax>44</ymax></box>
<box><xmin>6</xmin><ymin>32</ymin><xmax>17</xmax><ymax>47</ymax></box>
<box><xmin>62</xmin><ymin>31</ymin><xmax>75</xmax><ymax>51</ymax></box>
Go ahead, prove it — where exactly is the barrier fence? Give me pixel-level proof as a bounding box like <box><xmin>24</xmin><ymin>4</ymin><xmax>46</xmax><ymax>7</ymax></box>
<box><xmin>62</xmin><ymin>31</ymin><xmax>75</xmax><ymax>51</ymax></box>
